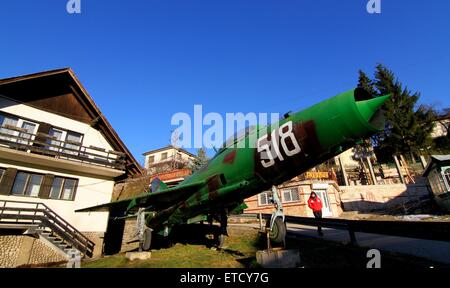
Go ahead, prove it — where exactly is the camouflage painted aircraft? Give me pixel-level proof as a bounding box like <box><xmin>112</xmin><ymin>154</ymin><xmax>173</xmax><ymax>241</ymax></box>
<box><xmin>76</xmin><ymin>88</ymin><xmax>389</xmax><ymax>250</ymax></box>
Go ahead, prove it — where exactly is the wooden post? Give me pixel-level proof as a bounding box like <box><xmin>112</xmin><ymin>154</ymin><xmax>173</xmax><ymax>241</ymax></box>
<box><xmin>259</xmin><ymin>213</ymin><xmax>263</xmax><ymax>232</ymax></box>
<box><xmin>366</xmin><ymin>157</ymin><xmax>377</xmax><ymax>185</ymax></box>
<box><xmin>400</xmin><ymin>154</ymin><xmax>415</xmax><ymax>184</ymax></box>
<box><xmin>339</xmin><ymin>156</ymin><xmax>349</xmax><ymax>186</ymax></box>
<box><xmin>393</xmin><ymin>155</ymin><xmax>405</xmax><ymax>184</ymax></box>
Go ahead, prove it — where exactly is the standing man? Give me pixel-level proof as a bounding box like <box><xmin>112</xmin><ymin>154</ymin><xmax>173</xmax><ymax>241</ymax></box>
<box><xmin>308</xmin><ymin>192</ymin><xmax>324</xmax><ymax>236</ymax></box>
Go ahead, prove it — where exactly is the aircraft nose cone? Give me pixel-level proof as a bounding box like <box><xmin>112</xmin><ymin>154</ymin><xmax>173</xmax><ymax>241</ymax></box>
<box><xmin>356</xmin><ymin>94</ymin><xmax>390</xmax><ymax>124</ymax></box>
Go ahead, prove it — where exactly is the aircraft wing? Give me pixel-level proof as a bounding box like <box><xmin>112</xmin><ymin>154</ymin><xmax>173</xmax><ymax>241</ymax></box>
<box><xmin>75</xmin><ymin>180</ymin><xmax>205</xmax><ymax>213</ymax></box>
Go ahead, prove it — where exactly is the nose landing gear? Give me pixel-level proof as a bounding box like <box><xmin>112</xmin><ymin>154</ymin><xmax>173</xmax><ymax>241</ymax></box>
<box><xmin>267</xmin><ymin>186</ymin><xmax>286</xmax><ymax>247</ymax></box>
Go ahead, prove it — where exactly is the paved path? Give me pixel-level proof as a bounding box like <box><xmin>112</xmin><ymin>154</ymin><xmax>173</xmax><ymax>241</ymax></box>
<box><xmin>230</xmin><ymin>223</ymin><xmax>450</xmax><ymax>264</ymax></box>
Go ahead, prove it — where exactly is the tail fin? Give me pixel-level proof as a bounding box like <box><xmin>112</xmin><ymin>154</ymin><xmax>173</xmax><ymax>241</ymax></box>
<box><xmin>150</xmin><ymin>177</ymin><xmax>168</xmax><ymax>193</ymax></box>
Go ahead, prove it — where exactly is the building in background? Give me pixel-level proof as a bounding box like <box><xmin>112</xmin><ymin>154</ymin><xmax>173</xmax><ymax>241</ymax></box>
<box><xmin>431</xmin><ymin>110</ymin><xmax>450</xmax><ymax>139</ymax></box>
<box><xmin>423</xmin><ymin>155</ymin><xmax>450</xmax><ymax>212</ymax></box>
<box><xmin>244</xmin><ymin>173</ymin><xmax>343</xmax><ymax>218</ymax></box>
<box><xmin>143</xmin><ymin>145</ymin><xmax>196</xmax><ymax>176</ymax></box>
<box><xmin>0</xmin><ymin>68</ymin><xmax>142</xmax><ymax>267</ymax></box>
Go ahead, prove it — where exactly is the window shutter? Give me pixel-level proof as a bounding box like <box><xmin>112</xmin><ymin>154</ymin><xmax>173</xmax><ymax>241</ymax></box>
<box><xmin>292</xmin><ymin>187</ymin><xmax>300</xmax><ymax>201</ymax></box>
<box><xmin>33</xmin><ymin>122</ymin><xmax>52</xmax><ymax>148</ymax></box>
<box><xmin>39</xmin><ymin>174</ymin><xmax>55</xmax><ymax>199</ymax></box>
<box><xmin>71</xmin><ymin>180</ymin><xmax>79</xmax><ymax>201</ymax></box>
<box><xmin>0</xmin><ymin>168</ymin><xmax>18</xmax><ymax>195</ymax></box>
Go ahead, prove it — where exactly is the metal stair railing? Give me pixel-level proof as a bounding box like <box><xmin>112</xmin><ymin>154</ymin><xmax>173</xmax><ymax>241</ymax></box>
<box><xmin>0</xmin><ymin>200</ymin><xmax>95</xmax><ymax>257</ymax></box>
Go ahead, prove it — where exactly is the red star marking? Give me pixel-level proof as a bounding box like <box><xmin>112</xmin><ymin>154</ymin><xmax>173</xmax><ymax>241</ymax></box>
<box><xmin>223</xmin><ymin>149</ymin><xmax>237</xmax><ymax>164</ymax></box>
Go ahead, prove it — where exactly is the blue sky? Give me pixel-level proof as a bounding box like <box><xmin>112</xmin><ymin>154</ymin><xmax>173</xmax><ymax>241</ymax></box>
<box><xmin>1</xmin><ymin>0</ymin><xmax>449</xmax><ymax>164</ymax></box>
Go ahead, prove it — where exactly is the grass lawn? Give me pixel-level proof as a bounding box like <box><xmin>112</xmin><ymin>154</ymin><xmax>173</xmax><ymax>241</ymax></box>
<box><xmin>80</xmin><ymin>225</ymin><xmax>448</xmax><ymax>268</ymax></box>
<box><xmin>82</xmin><ymin>226</ymin><xmax>262</xmax><ymax>268</ymax></box>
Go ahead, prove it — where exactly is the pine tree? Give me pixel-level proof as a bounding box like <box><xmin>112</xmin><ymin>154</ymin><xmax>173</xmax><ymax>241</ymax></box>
<box><xmin>357</xmin><ymin>70</ymin><xmax>377</xmax><ymax>96</ymax></box>
<box><xmin>358</xmin><ymin>64</ymin><xmax>436</xmax><ymax>161</ymax></box>
<box><xmin>189</xmin><ymin>148</ymin><xmax>209</xmax><ymax>172</ymax></box>
<box><xmin>357</xmin><ymin>69</ymin><xmax>380</xmax><ymax>151</ymax></box>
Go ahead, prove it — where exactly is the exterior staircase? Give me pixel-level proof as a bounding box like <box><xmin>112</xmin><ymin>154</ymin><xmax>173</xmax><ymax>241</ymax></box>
<box><xmin>0</xmin><ymin>200</ymin><xmax>95</xmax><ymax>258</ymax></box>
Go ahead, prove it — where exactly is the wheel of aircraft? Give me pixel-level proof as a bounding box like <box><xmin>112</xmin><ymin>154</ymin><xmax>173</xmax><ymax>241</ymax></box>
<box><xmin>140</xmin><ymin>227</ymin><xmax>152</xmax><ymax>251</ymax></box>
<box><xmin>267</xmin><ymin>217</ymin><xmax>286</xmax><ymax>245</ymax></box>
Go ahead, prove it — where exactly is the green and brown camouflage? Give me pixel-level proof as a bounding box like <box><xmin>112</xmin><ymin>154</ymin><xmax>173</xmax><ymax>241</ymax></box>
<box><xmin>76</xmin><ymin>88</ymin><xmax>389</xmax><ymax>242</ymax></box>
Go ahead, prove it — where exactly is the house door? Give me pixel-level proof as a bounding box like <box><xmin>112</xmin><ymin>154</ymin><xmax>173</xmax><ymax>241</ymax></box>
<box><xmin>312</xmin><ymin>183</ymin><xmax>332</xmax><ymax>217</ymax></box>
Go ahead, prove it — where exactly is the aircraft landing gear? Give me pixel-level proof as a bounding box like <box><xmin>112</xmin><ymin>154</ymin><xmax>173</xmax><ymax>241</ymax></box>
<box><xmin>136</xmin><ymin>208</ymin><xmax>153</xmax><ymax>251</ymax></box>
<box><xmin>266</xmin><ymin>216</ymin><xmax>286</xmax><ymax>245</ymax></box>
<box><xmin>218</xmin><ymin>210</ymin><xmax>228</xmax><ymax>248</ymax></box>
<box><xmin>140</xmin><ymin>227</ymin><xmax>152</xmax><ymax>251</ymax></box>
<box><xmin>209</xmin><ymin>210</ymin><xmax>228</xmax><ymax>248</ymax></box>
<box><xmin>268</xmin><ymin>186</ymin><xmax>286</xmax><ymax>246</ymax></box>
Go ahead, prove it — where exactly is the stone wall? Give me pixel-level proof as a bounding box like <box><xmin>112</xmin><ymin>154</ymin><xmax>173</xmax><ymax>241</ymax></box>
<box><xmin>82</xmin><ymin>232</ymin><xmax>105</xmax><ymax>258</ymax></box>
<box><xmin>0</xmin><ymin>235</ymin><xmax>67</xmax><ymax>268</ymax></box>
<box><xmin>28</xmin><ymin>237</ymin><xmax>67</xmax><ymax>266</ymax></box>
<box><xmin>0</xmin><ymin>235</ymin><xmax>24</xmax><ymax>268</ymax></box>
<box><xmin>120</xmin><ymin>219</ymin><xmax>139</xmax><ymax>253</ymax></box>
<box><xmin>339</xmin><ymin>183</ymin><xmax>431</xmax><ymax>212</ymax></box>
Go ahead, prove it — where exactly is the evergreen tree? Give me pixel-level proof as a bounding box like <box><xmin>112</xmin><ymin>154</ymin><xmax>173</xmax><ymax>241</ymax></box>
<box><xmin>189</xmin><ymin>148</ymin><xmax>209</xmax><ymax>172</ymax></box>
<box><xmin>357</xmin><ymin>70</ymin><xmax>377</xmax><ymax>96</ymax></box>
<box><xmin>358</xmin><ymin>64</ymin><xmax>435</xmax><ymax>161</ymax></box>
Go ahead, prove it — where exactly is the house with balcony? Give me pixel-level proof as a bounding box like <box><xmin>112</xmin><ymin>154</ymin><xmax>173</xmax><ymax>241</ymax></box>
<box><xmin>143</xmin><ymin>146</ymin><xmax>196</xmax><ymax>184</ymax></box>
<box><xmin>0</xmin><ymin>68</ymin><xmax>141</xmax><ymax>267</ymax></box>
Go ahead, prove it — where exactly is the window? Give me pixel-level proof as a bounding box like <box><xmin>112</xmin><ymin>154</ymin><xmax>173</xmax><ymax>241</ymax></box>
<box><xmin>47</xmin><ymin>128</ymin><xmax>64</xmax><ymax>151</ymax></box>
<box><xmin>50</xmin><ymin>177</ymin><xmax>63</xmax><ymax>199</ymax></box>
<box><xmin>444</xmin><ymin>168</ymin><xmax>450</xmax><ymax>191</ymax></box>
<box><xmin>47</xmin><ymin>128</ymin><xmax>83</xmax><ymax>155</ymax></box>
<box><xmin>64</xmin><ymin>131</ymin><xmax>83</xmax><ymax>155</ymax></box>
<box><xmin>0</xmin><ymin>168</ymin><xmax>5</xmax><ymax>182</ymax></box>
<box><xmin>0</xmin><ymin>114</ymin><xmax>38</xmax><ymax>145</ymax></box>
<box><xmin>258</xmin><ymin>190</ymin><xmax>273</xmax><ymax>206</ymax></box>
<box><xmin>148</xmin><ymin>155</ymin><xmax>155</xmax><ymax>164</ymax></box>
<box><xmin>50</xmin><ymin>177</ymin><xmax>77</xmax><ymax>200</ymax></box>
<box><xmin>282</xmin><ymin>188</ymin><xmax>300</xmax><ymax>203</ymax></box>
<box><xmin>428</xmin><ymin>170</ymin><xmax>447</xmax><ymax>195</ymax></box>
<box><xmin>161</xmin><ymin>152</ymin><xmax>168</xmax><ymax>160</ymax></box>
<box><xmin>0</xmin><ymin>115</ymin><xmax>18</xmax><ymax>142</ymax></box>
<box><xmin>18</xmin><ymin>121</ymin><xmax>37</xmax><ymax>145</ymax></box>
<box><xmin>11</xmin><ymin>172</ymin><xmax>43</xmax><ymax>197</ymax></box>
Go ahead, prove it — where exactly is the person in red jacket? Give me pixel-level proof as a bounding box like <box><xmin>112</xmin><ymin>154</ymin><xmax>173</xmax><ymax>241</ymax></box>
<box><xmin>307</xmin><ymin>192</ymin><xmax>324</xmax><ymax>236</ymax></box>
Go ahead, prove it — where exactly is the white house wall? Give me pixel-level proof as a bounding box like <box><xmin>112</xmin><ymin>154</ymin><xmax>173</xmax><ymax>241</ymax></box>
<box><xmin>0</xmin><ymin>161</ymin><xmax>112</xmax><ymax>232</ymax></box>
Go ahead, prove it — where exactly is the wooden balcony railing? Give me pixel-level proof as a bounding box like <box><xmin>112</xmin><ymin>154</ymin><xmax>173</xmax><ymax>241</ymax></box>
<box><xmin>0</xmin><ymin>125</ymin><xmax>126</xmax><ymax>170</ymax></box>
